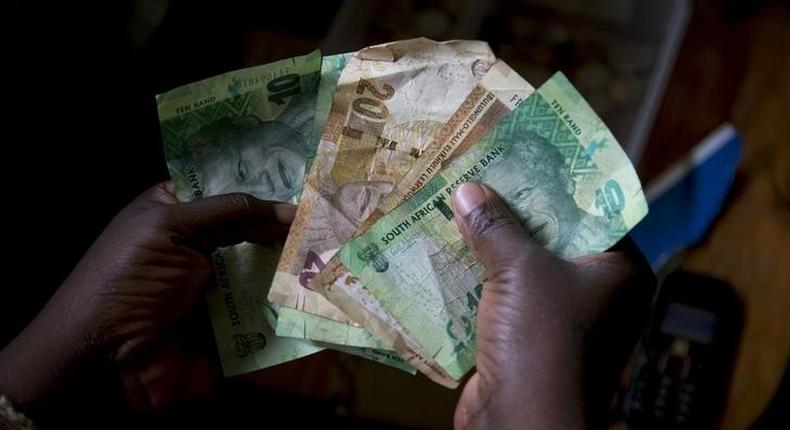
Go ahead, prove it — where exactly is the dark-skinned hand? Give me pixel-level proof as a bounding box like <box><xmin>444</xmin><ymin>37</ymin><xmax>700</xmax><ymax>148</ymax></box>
<box><xmin>0</xmin><ymin>182</ymin><xmax>294</xmax><ymax>412</ymax></box>
<box><xmin>450</xmin><ymin>182</ymin><xmax>655</xmax><ymax>429</ymax></box>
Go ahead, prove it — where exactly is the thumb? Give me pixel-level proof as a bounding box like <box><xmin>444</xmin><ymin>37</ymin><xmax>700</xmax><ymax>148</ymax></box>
<box><xmin>165</xmin><ymin>193</ymin><xmax>296</xmax><ymax>250</ymax></box>
<box><xmin>450</xmin><ymin>182</ymin><xmax>554</xmax><ymax>277</ymax></box>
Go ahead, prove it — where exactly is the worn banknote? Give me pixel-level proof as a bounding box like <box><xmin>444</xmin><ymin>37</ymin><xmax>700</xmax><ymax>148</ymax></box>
<box><xmin>276</xmin><ymin>59</ymin><xmax>531</xmax><ymax>351</ymax></box>
<box><xmin>268</xmin><ymin>38</ymin><xmax>497</xmax><ymax>342</ymax></box>
<box><xmin>327</xmin><ymin>72</ymin><xmax>648</xmax><ymax>386</ymax></box>
<box><xmin>159</xmin><ymin>51</ymin><xmax>337</xmax><ymax>376</ymax></box>
<box><xmin>308</xmin><ymin>60</ymin><xmax>535</xmax><ymax>383</ymax></box>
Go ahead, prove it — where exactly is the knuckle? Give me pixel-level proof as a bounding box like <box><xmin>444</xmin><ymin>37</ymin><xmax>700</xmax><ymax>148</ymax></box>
<box><xmin>490</xmin><ymin>263</ymin><xmax>529</xmax><ymax>286</ymax></box>
<box><xmin>572</xmin><ymin>251</ymin><xmax>656</xmax><ymax>309</ymax></box>
<box><xmin>226</xmin><ymin>192</ymin><xmax>255</xmax><ymax>213</ymax></box>
<box><xmin>134</xmin><ymin>206</ymin><xmax>179</xmax><ymax>241</ymax></box>
<box><xmin>148</xmin><ymin>205</ymin><xmax>175</xmax><ymax>228</ymax></box>
<box><xmin>584</xmin><ymin>251</ymin><xmax>653</xmax><ymax>286</ymax></box>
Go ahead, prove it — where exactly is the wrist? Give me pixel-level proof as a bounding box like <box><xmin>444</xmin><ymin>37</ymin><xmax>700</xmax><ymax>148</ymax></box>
<box><xmin>0</xmin><ymin>285</ymin><xmax>102</xmax><ymax>409</ymax></box>
<box><xmin>46</xmin><ymin>283</ymin><xmax>106</xmax><ymax>358</ymax></box>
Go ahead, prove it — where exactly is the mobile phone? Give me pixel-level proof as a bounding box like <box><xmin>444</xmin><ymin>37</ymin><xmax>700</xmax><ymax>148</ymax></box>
<box><xmin>621</xmin><ymin>271</ymin><xmax>742</xmax><ymax>429</ymax></box>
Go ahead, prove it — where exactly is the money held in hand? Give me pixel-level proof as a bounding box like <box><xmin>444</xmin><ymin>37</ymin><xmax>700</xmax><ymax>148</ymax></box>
<box><xmin>156</xmin><ymin>38</ymin><xmax>647</xmax><ymax>385</ymax></box>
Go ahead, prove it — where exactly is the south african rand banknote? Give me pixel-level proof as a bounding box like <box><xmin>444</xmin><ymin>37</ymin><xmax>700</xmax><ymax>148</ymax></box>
<box><xmin>275</xmin><ymin>59</ymin><xmax>533</xmax><ymax>350</ymax></box>
<box><xmin>301</xmin><ymin>60</ymin><xmax>535</xmax><ymax>384</ymax></box>
<box><xmin>268</xmin><ymin>38</ymin><xmax>497</xmax><ymax>344</ymax></box>
<box><xmin>159</xmin><ymin>51</ymin><xmax>332</xmax><ymax>376</ymax></box>
<box><xmin>322</xmin><ymin>72</ymin><xmax>649</xmax><ymax>386</ymax></box>
<box><xmin>159</xmin><ymin>50</ymin><xmax>413</xmax><ymax>375</ymax></box>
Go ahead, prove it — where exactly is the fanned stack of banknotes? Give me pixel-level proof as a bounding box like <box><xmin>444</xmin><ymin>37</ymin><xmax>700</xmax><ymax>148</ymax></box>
<box><xmin>157</xmin><ymin>38</ymin><xmax>648</xmax><ymax>388</ymax></box>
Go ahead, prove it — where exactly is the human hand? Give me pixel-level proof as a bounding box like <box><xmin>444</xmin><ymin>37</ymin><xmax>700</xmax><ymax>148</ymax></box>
<box><xmin>450</xmin><ymin>182</ymin><xmax>655</xmax><ymax>429</ymax></box>
<box><xmin>0</xmin><ymin>182</ymin><xmax>293</xmax><ymax>411</ymax></box>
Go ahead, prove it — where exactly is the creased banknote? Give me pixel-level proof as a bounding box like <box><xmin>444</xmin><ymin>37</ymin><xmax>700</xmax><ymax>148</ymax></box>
<box><xmin>309</xmin><ymin>60</ymin><xmax>534</xmax><ymax>384</ymax></box>
<box><xmin>326</xmin><ymin>72</ymin><xmax>648</xmax><ymax>386</ymax></box>
<box><xmin>275</xmin><ymin>306</ymin><xmax>385</xmax><ymax>348</ymax></box>
<box><xmin>159</xmin><ymin>51</ymin><xmax>336</xmax><ymax>376</ymax></box>
<box><xmin>268</xmin><ymin>38</ymin><xmax>497</xmax><ymax>339</ymax></box>
<box><xmin>276</xmin><ymin>59</ymin><xmax>531</xmax><ymax>352</ymax></box>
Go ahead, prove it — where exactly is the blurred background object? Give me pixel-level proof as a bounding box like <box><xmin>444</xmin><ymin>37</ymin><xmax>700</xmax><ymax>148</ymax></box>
<box><xmin>620</xmin><ymin>271</ymin><xmax>743</xmax><ymax>429</ymax></box>
<box><xmin>630</xmin><ymin>124</ymin><xmax>742</xmax><ymax>270</ymax></box>
<box><xmin>1</xmin><ymin>0</ymin><xmax>787</xmax><ymax>428</ymax></box>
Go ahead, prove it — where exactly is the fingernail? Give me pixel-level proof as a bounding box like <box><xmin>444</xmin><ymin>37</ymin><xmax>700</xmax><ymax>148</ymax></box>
<box><xmin>274</xmin><ymin>204</ymin><xmax>297</xmax><ymax>224</ymax></box>
<box><xmin>452</xmin><ymin>182</ymin><xmax>487</xmax><ymax>217</ymax></box>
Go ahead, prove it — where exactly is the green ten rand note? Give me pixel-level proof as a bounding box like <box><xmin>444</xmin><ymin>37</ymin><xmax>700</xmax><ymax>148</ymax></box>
<box><xmin>158</xmin><ymin>51</ymin><xmax>339</xmax><ymax>376</ymax></box>
<box><xmin>160</xmin><ymin>50</ymin><xmax>326</xmax><ymax>204</ymax></box>
<box><xmin>335</xmin><ymin>72</ymin><xmax>648</xmax><ymax>384</ymax></box>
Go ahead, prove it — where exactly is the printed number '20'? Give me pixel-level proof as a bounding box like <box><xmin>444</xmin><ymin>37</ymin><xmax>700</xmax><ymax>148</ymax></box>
<box><xmin>352</xmin><ymin>78</ymin><xmax>394</xmax><ymax>121</ymax></box>
<box><xmin>298</xmin><ymin>251</ymin><xmax>326</xmax><ymax>290</ymax></box>
<box><xmin>595</xmin><ymin>180</ymin><xmax>625</xmax><ymax>216</ymax></box>
<box><xmin>267</xmin><ymin>74</ymin><xmax>300</xmax><ymax>105</ymax></box>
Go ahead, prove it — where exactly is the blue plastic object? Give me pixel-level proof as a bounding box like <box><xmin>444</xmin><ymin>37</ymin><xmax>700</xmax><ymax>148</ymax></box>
<box><xmin>631</xmin><ymin>124</ymin><xmax>742</xmax><ymax>269</ymax></box>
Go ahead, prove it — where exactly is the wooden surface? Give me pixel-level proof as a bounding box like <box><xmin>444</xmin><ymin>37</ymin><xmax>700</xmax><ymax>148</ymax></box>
<box><xmin>640</xmin><ymin>1</ymin><xmax>790</xmax><ymax>428</ymax></box>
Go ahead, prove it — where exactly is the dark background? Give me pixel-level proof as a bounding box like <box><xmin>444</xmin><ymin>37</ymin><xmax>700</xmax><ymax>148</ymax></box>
<box><xmin>0</xmin><ymin>0</ymin><xmax>341</xmax><ymax>335</ymax></box>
